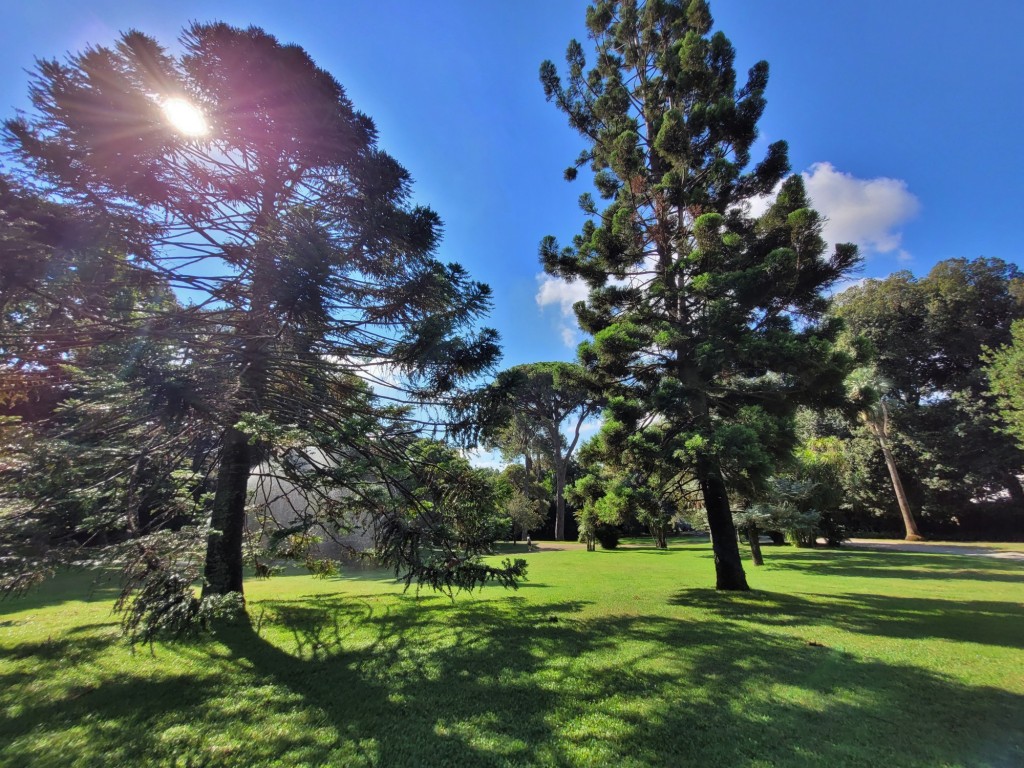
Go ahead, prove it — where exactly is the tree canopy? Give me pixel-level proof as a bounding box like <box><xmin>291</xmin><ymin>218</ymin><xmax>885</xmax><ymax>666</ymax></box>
<box><xmin>539</xmin><ymin>0</ymin><xmax>859</xmax><ymax>589</ymax></box>
<box><xmin>834</xmin><ymin>258</ymin><xmax>1024</xmax><ymax>514</ymax></box>
<box><xmin>985</xmin><ymin>319</ymin><xmax>1024</xmax><ymax>451</ymax></box>
<box><xmin>474</xmin><ymin>361</ymin><xmax>601</xmax><ymax>541</ymax></box>
<box><xmin>1</xmin><ymin>23</ymin><xmax>522</xmax><ymax>636</ymax></box>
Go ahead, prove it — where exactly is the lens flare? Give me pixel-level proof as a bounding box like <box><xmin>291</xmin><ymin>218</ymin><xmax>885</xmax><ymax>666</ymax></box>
<box><xmin>162</xmin><ymin>97</ymin><xmax>208</xmax><ymax>137</ymax></box>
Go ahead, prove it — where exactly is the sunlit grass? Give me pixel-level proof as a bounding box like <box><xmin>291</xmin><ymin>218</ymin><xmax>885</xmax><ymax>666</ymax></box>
<box><xmin>1</xmin><ymin>541</ymin><xmax>1022</xmax><ymax>767</ymax></box>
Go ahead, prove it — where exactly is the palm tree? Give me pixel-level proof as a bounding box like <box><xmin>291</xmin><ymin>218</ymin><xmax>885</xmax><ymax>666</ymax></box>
<box><xmin>847</xmin><ymin>368</ymin><xmax>923</xmax><ymax>541</ymax></box>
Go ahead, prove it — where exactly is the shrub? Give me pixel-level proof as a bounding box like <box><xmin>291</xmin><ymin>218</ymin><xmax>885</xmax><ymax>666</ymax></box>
<box><xmin>595</xmin><ymin>524</ymin><xmax>620</xmax><ymax>550</ymax></box>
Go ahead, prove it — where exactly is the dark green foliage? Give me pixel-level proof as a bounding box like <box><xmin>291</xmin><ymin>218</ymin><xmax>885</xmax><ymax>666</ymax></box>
<box><xmin>115</xmin><ymin>537</ymin><xmax>247</xmax><ymax>645</ymax></box>
<box><xmin>501</xmin><ymin>488</ymin><xmax>547</xmax><ymax>541</ymax></box>
<box><xmin>469</xmin><ymin>362</ymin><xmax>602</xmax><ymax>541</ymax></box>
<box><xmin>373</xmin><ymin>441</ymin><xmax>529</xmax><ymax>595</ymax></box>
<box><xmin>0</xmin><ymin>175</ymin><xmax>172</xmax><ymax>418</ymax></box>
<box><xmin>798</xmin><ymin>406</ymin><xmax>919</xmax><ymax>537</ymax></box>
<box><xmin>594</xmin><ymin>524</ymin><xmax>621</xmax><ymax>549</ymax></box>
<box><xmin>835</xmin><ymin>259</ymin><xmax>1023</xmax><ymax>405</ymax></box>
<box><xmin>0</xmin><ymin>186</ymin><xmax>219</xmax><ymax>632</ymax></box>
<box><xmin>392</xmin><ymin>441</ymin><xmax>518</xmax><ymax>553</ymax></box>
<box><xmin>984</xmin><ymin>318</ymin><xmax>1024</xmax><ymax>450</ymax></box>
<box><xmin>843</xmin><ymin>367</ymin><xmax>923</xmax><ymax>540</ymax></box>
<box><xmin>1</xmin><ymin>23</ymin><xmax>519</xmax><ymax>634</ymax></box>
<box><xmin>541</xmin><ymin>0</ymin><xmax>860</xmax><ymax>588</ymax></box>
<box><xmin>571</xmin><ymin>430</ymin><xmax>682</xmax><ymax>550</ymax></box>
<box><xmin>736</xmin><ymin>435</ymin><xmax>851</xmax><ymax>555</ymax></box>
<box><xmin>834</xmin><ymin>258</ymin><xmax>1024</xmax><ymax>529</ymax></box>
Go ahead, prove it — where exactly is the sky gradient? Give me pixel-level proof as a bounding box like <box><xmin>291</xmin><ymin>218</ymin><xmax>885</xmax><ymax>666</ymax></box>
<box><xmin>3</xmin><ymin>0</ymin><xmax>1022</xmax><ymax>369</ymax></box>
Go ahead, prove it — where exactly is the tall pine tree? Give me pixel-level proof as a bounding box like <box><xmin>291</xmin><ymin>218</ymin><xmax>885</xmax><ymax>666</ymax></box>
<box><xmin>540</xmin><ymin>0</ymin><xmax>859</xmax><ymax>589</ymax></box>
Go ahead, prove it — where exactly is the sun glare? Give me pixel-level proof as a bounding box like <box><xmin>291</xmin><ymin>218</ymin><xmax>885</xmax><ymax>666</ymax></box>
<box><xmin>162</xmin><ymin>97</ymin><xmax>208</xmax><ymax>137</ymax></box>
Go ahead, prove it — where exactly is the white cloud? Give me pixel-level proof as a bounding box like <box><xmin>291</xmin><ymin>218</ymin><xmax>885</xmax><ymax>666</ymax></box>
<box><xmin>536</xmin><ymin>274</ymin><xmax>588</xmax><ymax>348</ymax></box>
<box><xmin>745</xmin><ymin>193</ymin><xmax>774</xmax><ymax>220</ymax></box>
<box><xmin>802</xmin><ymin>162</ymin><xmax>920</xmax><ymax>256</ymax></box>
<box><xmin>745</xmin><ymin>162</ymin><xmax>920</xmax><ymax>260</ymax></box>
<box><xmin>536</xmin><ymin>274</ymin><xmax>588</xmax><ymax>314</ymax></box>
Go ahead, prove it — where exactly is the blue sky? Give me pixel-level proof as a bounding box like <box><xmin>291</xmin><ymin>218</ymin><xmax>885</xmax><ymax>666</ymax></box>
<box><xmin>3</xmin><ymin>1</ymin><xmax>1022</xmax><ymax>369</ymax></box>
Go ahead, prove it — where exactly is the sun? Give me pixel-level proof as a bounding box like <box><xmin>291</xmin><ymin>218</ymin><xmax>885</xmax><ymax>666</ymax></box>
<box><xmin>161</xmin><ymin>97</ymin><xmax>208</xmax><ymax>137</ymax></box>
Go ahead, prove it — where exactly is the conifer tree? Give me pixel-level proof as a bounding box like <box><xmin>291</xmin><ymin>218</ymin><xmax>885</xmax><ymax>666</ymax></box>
<box><xmin>540</xmin><ymin>0</ymin><xmax>858</xmax><ymax>589</ymax></box>
<box><xmin>3</xmin><ymin>24</ymin><xmax>521</xmax><ymax>626</ymax></box>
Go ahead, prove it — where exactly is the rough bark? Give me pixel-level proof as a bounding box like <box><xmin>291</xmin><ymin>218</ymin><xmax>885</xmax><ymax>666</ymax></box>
<box><xmin>523</xmin><ymin>452</ymin><xmax>533</xmax><ymax>497</ymax></box>
<box><xmin>202</xmin><ymin>425</ymin><xmax>251</xmax><ymax>597</ymax></box>
<box><xmin>747</xmin><ymin>524</ymin><xmax>764</xmax><ymax>566</ymax></box>
<box><xmin>202</xmin><ymin>251</ymin><xmax>272</xmax><ymax>599</ymax></box>
<box><xmin>699</xmin><ymin>465</ymin><xmax>750</xmax><ymax>590</ymax></box>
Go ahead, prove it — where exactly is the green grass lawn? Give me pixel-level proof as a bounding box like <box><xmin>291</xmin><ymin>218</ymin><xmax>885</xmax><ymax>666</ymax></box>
<box><xmin>1</xmin><ymin>541</ymin><xmax>1022</xmax><ymax>767</ymax></box>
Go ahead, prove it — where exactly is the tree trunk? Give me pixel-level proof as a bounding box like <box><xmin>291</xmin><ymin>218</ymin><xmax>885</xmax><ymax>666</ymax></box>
<box><xmin>699</xmin><ymin>464</ymin><xmax>749</xmax><ymax>590</ymax></box>
<box><xmin>523</xmin><ymin>452</ymin><xmax>533</xmax><ymax>498</ymax></box>
<box><xmin>747</xmin><ymin>524</ymin><xmax>764</xmax><ymax>566</ymax></box>
<box><xmin>554</xmin><ymin>458</ymin><xmax>567</xmax><ymax>541</ymax></box>
<box><xmin>202</xmin><ymin>204</ymin><xmax>275</xmax><ymax>602</ymax></box>
<box><xmin>202</xmin><ymin>425</ymin><xmax>251</xmax><ymax>597</ymax></box>
<box><xmin>1005</xmin><ymin>473</ymin><xmax>1024</xmax><ymax>506</ymax></box>
<box><xmin>877</xmin><ymin>435</ymin><xmax>923</xmax><ymax>541</ymax></box>
<box><xmin>650</xmin><ymin>523</ymin><xmax>667</xmax><ymax>549</ymax></box>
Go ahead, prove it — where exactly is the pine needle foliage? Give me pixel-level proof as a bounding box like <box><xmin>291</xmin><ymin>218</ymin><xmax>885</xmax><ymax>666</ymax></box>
<box><xmin>539</xmin><ymin>0</ymin><xmax>860</xmax><ymax>589</ymax></box>
<box><xmin>1</xmin><ymin>24</ymin><xmax>523</xmax><ymax>635</ymax></box>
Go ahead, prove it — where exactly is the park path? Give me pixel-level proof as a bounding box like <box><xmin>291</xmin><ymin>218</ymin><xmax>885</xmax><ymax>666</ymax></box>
<box><xmin>844</xmin><ymin>538</ymin><xmax>1024</xmax><ymax>562</ymax></box>
<box><xmin>529</xmin><ymin>541</ymin><xmax>586</xmax><ymax>551</ymax></box>
<box><xmin>527</xmin><ymin>538</ymin><xmax>1024</xmax><ymax>562</ymax></box>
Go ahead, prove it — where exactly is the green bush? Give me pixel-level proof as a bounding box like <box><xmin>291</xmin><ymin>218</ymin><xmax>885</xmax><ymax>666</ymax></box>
<box><xmin>595</xmin><ymin>524</ymin><xmax>620</xmax><ymax>549</ymax></box>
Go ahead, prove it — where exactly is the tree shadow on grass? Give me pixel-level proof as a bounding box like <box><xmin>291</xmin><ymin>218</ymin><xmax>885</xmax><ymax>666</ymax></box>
<box><xmin>0</xmin><ymin>568</ymin><xmax>121</xmax><ymax>614</ymax></box>
<box><xmin>763</xmin><ymin>549</ymin><xmax>1023</xmax><ymax>583</ymax></box>
<box><xmin>568</xmin><ymin>615</ymin><xmax>1022</xmax><ymax>767</ymax></box>
<box><xmin>671</xmin><ymin>588</ymin><xmax>1024</xmax><ymax>650</ymax></box>
<box><xmin>211</xmin><ymin>596</ymin><xmax>598</xmax><ymax>766</ymax></box>
<box><xmin>221</xmin><ymin>596</ymin><xmax>1022</xmax><ymax>767</ymax></box>
<box><xmin>2</xmin><ymin>593</ymin><xmax>1021</xmax><ymax>767</ymax></box>
<box><xmin>0</xmin><ymin>623</ymin><xmax>118</xmax><ymax>664</ymax></box>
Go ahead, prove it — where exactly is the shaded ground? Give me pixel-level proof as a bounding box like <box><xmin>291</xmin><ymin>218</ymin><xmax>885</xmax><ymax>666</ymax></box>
<box><xmin>1</xmin><ymin>543</ymin><xmax>1021</xmax><ymax>767</ymax></box>
<box><xmin>846</xmin><ymin>538</ymin><xmax>1024</xmax><ymax>561</ymax></box>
